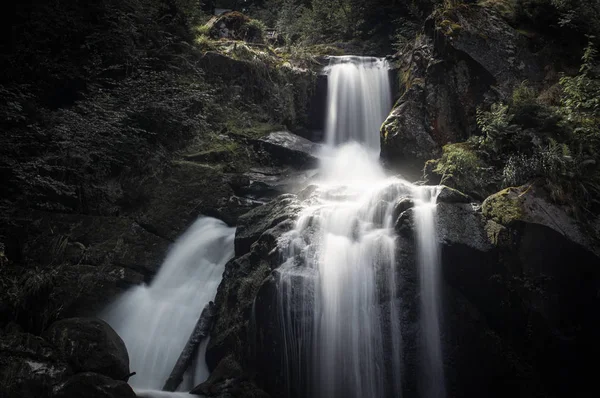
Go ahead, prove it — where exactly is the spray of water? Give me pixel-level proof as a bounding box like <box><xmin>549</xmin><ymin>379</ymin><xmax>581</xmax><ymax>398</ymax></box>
<box><xmin>101</xmin><ymin>217</ymin><xmax>235</xmax><ymax>396</ymax></box>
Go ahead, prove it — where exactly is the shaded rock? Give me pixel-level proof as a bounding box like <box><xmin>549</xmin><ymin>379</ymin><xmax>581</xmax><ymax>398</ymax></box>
<box><xmin>44</xmin><ymin>317</ymin><xmax>129</xmax><ymax>380</ymax></box>
<box><xmin>381</xmin><ymin>83</ymin><xmax>440</xmax><ymax>168</ymax></box>
<box><xmin>229</xmin><ymin>167</ymin><xmax>318</xmax><ymax>202</ymax></box>
<box><xmin>234</xmin><ymin>195</ymin><xmax>301</xmax><ymax>256</ymax></box>
<box><xmin>184</xmin><ymin>148</ymin><xmax>233</xmax><ymax>163</ymax></box>
<box><xmin>436</xmin><ymin>185</ymin><xmax>470</xmax><ymax>203</ymax></box>
<box><xmin>133</xmin><ymin>160</ymin><xmax>251</xmax><ymax>239</ymax></box>
<box><xmin>191</xmin><ymin>356</ymin><xmax>269</xmax><ymax>397</ymax></box>
<box><xmin>381</xmin><ymin>4</ymin><xmax>542</xmax><ymax>171</ymax></box>
<box><xmin>482</xmin><ymin>185</ymin><xmax>598</xmax><ymax>255</ymax></box>
<box><xmin>439</xmin><ymin>5</ymin><xmax>542</xmax><ymax>95</ymax></box>
<box><xmin>52</xmin><ymin>372</ymin><xmax>136</xmax><ymax>398</ymax></box>
<box><xmin>392</xmin><ymin>197</ymin><xmax>415</xmax><ymax>221</ymax></box>
<box><xmin>20</xmin><ymin>212</ymin><xmax>170</xmax><ymax>279</ymax></box>
<box><xmin>255</xmin><ymin>131</ymin><xmax>320</xmax><ymax>169</ymax></box>
<box><xmin>207</xmin><ymin>195</ymin><xmax>303</xmax><ymax>382</ymax></box>
<box><xmin>0</xmin><ymin>333</ymin><xmax>72</xmax><ymax>398</ymax></box>
<box><xmin>436</xmin><ymin>202</ymin><xmax>492</xmax><ymax>251</ymax></box>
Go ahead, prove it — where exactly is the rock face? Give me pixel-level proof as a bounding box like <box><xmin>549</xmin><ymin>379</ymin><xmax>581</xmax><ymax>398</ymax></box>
<box><xmin>381</xmin><ymin>4</ymin><xmax>542</xmax><ymax>169</ymax></box>
<box><xmin>255</xmin><ymin>131</ymin><xmax>321</xmax><ymax>169</ymax></box>
<box><xmin>52</xmin><ymin>372</ymin><xmax>136</xmax><ymax>398</ymax></box>
<box><xmin>44</xmin><ymin>318</ymin><xmax>130</xmax><ymax>381</ymax></box>
<box><xmin>208</xmin><ymin>184</ymin><xmax>599</xmax><ymax>398</ymax></box>
<box><xmin>0</xmin><ymin>333</ymin><xmax>72</xmax><ymax>398</ymax></box>
<box><xmin>206</xmin><ymin>194</ymin><xmax>302</xmax><ymax>376</ymax></box>
<box><xmin>191</xmin><ymin>356</ymin><xmax>269</xmax><ymax>398</ymax></box>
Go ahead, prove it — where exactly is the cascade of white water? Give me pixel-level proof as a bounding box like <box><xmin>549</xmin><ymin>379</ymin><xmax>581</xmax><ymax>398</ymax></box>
<box><xmin>276</xmin><ymin>56</ymin><xmax>445</xmax><ymax>398</ymax></box>
<box><xmin>101</xmin><ymin>217</ymin><xmax>235</xmax><ymax>396</ymax></box>
<box><xmin>414</xmin><ymin>187</ymin><xmax>446</xmax><ymax>398</ymax></box>
<box><xmin>324</xmin><ymin>56</ymin><xmax>392</xmax><ymax>152</ymax></box>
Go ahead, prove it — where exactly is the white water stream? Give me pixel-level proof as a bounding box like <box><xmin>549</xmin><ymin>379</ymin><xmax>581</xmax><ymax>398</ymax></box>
<box><xmin>276</xmin><ymin>56</ymin><xmax>446</xmax><ymax>398</ymax></box>
<box><xmin>101</xmin><ymin>217</ymin><xmax>235</xmax><ymax>396</ymax></box>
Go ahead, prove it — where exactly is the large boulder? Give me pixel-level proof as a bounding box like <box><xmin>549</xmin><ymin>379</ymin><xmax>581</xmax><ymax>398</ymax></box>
<box><xmin>207</xmin><ymin>195</ymin><xmax>301</xmax><ymax>374</ymax></box>
<box><xmin>0</xmin><ymin>333</ymin><xmax>72</xmax><ymax>398</ymax></box>
<box><xmin>52</xmin><ymin>372</ymin><xmax>136</xmax><ymax>398</ymax></box>
<box><xmin>44</xmin><ymin>317</ymin><xmax>130</xmax><ymax>380</ymax></box>
<box><xmin>255</xmin><ymin>131</ymin><xmax>320</xmax><ymax>169</ymax></box>
<box><xmin>191</xmin><ymin>356</ymin><xmax>269</xmax><ymax>397</ymax></box>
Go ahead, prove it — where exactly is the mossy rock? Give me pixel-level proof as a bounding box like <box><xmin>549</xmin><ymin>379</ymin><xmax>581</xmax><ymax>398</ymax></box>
<box><xmin>482</xmin><ymin>187</ymin><xmax>525</xmax><ymax>225</ymax></box>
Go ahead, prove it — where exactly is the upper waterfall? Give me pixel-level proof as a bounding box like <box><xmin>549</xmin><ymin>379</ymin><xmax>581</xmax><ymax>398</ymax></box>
<box><xmin>323</xmin><ymin>56</ymin><xmax>391</xmax><ymax>153</ymax></box>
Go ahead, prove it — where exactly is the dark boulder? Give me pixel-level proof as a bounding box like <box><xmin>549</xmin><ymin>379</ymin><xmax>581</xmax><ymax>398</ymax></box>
<box><xmin>207</xmin><ymin>195</ymin><xmax>301</xmax><ymax>374</ymax></box>
<box><xmin>229</xmin><ymin>167</ymin><xmax>318</xmax><ymax>202</ymax></box>
<box><xmin>255</xmin><ymin>131</ymin><xmax>320</xmax><ymax>169</ymax></box>
<box><xmin>436</xmin><ymin>185</ymin><xmax>471</xmax><ymax>204</ymax></box>
<box><xmin>234</xmin><ymin>194</ymin><xmax>301</xmax><ymax>256</ymax></box>
<box><xmin>0</xmin><ymin>333</ymin><xmax>72</xmax><ymax>398</ymax></box>
<box><xmin>191</xmin><ymin>356</ymin><xmax>269</xmax><ymax>397</ymax></box>
<box><xmin>52</xmin><ymin>372</ymin><xmax>136</xmax><ymax>398</ymax></box>
<box><xmin>44</xmin><ymin>317</ymin><xmax>130</xmax><ymax>380</ymax></box>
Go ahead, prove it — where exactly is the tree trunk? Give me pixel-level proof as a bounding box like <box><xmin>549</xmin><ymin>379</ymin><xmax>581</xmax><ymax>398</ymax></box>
<box><xmin>162</xmin><ymin>301</ymin><xmax>216</xmax><ymax>392</ymax></box>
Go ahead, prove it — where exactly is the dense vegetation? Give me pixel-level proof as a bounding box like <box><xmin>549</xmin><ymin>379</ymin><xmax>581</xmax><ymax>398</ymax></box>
<box><xmin>0</xmin><ymin>0</ymin><xmax>313</xmax><ymax>217</ymax></box>
<box><xmin>429</xmin><ymin>1</ymin><xmax>600</xmax><ymax>220</ymax></box>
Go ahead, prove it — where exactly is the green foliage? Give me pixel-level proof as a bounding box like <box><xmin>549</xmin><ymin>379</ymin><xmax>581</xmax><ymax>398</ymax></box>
<box><xmin>433</xmin><ymin>143</ymin><xmax>492</xmax><ymax>198</ymax></box>
<box><xmin>241</xmin><ymin>18</ymin><xmax>268</xmax><ymax>42</ymax></box>
<box><xmin>514</xmin><ymin>0</ymin><xmax>600</xmax><ymax>37</ymax></box>
<box><xmin>473</xmin><ymin>43</ymin><xmax>600</xmax><ymax>215</ymax></box>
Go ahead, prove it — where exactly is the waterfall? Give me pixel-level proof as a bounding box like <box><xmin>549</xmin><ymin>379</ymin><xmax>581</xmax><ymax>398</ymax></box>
<box><xmin>276</xmin><ymin>56</ymin><xmax>445</xmax><ymax>398</ymax></box>
<box><xmin>101</xmin><ymin>217</ymin><xmax>235</xmax><ymax>397</ymax></box>
<box><xmin>324</xmin><ymin>56</ymin><xmax>392</xmax><ymax>152</ymax></box>
<box><xmin>414</xmin><ymin>187</ymin><xmax>446</xmax><ymax>398</ymax></box>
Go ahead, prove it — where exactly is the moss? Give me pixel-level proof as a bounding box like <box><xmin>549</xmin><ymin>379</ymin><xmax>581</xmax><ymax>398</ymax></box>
<box><xmin>482</xmin><ymin>187</ymin><xmax>525</xmax><ymax>225</ymax></box>
<box><xmin>433</xmin><ymin>142</ymin><xmax>488</xmax><ymax>197</ymax></box>
<box><xmin>478</xmin><ymin>0</ymin><xmax>517</xmax><ymax>22</ymax></box>
<box><xmin>439</xmin><ymin>19</ymin><xmax>463</xmax><ymax>36</ymax></box>
<box><xmin>484</xmin><ymin>219</ymin><xmax>513</xmax><ymax>246</ymax></box>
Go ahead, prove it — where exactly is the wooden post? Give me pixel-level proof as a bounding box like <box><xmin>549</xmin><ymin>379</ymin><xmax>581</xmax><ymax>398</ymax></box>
<box><xmin>162</xmin><ymin>301</ymin><xmax>216</xmax><ymax>392</ymax></box>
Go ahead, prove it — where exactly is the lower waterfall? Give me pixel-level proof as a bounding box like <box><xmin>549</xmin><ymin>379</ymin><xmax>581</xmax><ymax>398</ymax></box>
<box><xmin>101</xmin><ymin>217</ymin><xmax>235</xmax><ymax>396</ymax></box>
<box><xmin>275</xmin><ymin>56</ymin><xmax>446</xmax><ymax>398</ymax></box>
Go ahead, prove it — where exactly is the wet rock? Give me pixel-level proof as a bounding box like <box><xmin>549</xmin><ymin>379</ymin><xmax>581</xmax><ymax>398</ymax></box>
<box><xmin>255</xmin><ymin>131</ymin><xmax>320</xmax><ymax>169</ymax></box>
<box><xmin>44</xmin><ymin>318</ymin><xmax>129</xmax><ymax>380</ymax></box>
<box><xmin>234</xmin><ymin>195</ymin><xmax>301</xmax><ymax>256</ymax></box>
<box><xmin>392</xmin><ymin>197</ymin><xmax>415</xmax><ymax>221</ymax></box>
<box><xmin>436</xmin><ymin>185</ymin><xmax>470</xmax><ymax>203</ymax></box>
<box><xmin>0</xmin><ymin>333</ymin><xmax>72</xmax><ymax>398</ymax></box>
<box><xmin>52</xmin><ymin>372</ymin><xmax>136</xmax><ymax>398</ymax></box>
<box><xmin>191</xmin><ymin>356</ymin><xmax>269</xmax><ymax>397</ymax></box>
<box><xmin>230</xmin><ymin>167</ymin><xmax>318</xmax><ymax>202</ymax></box>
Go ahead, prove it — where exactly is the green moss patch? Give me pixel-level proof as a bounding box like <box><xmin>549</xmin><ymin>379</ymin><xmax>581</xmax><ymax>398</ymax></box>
<box><xmin>482</xmin><ymin>187</ymin><xmax>525</xmax><ymax>225</ymax></box>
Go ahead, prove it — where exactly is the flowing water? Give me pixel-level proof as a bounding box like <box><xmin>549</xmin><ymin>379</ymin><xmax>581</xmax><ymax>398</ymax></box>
<box><xmin>101</xmin><ymin>217</ymin><xmax>235</xmax><ymax>396</ymax></box>
<box><xmin>276</xmin><ymin>56</ymin><xmax>445</xmax><ymax>398</ymax></box>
